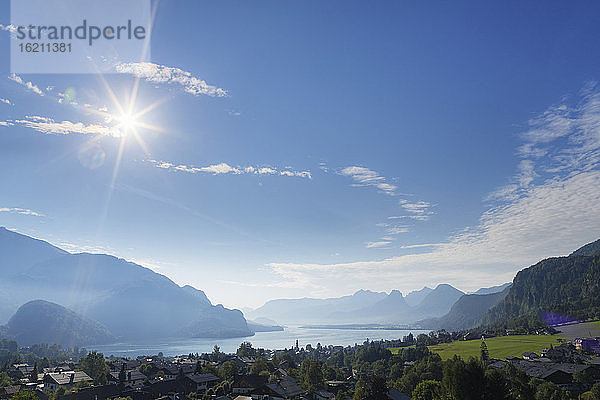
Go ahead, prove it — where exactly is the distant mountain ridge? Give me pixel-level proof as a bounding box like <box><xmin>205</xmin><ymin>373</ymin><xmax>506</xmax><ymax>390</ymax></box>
<box><xmin>249</xmin><ymin>284</ymin><xmax>465</xmax><ymax>325</ymax></box>
<box><xmin>472</xmin><ymin>283</ymin><xmax>512</xmax><ymax>295</ymax></box>
<box><xmin>0</xmin><ymin>227</ymin><xmax>252</xmax><ymax>342</ymax></box>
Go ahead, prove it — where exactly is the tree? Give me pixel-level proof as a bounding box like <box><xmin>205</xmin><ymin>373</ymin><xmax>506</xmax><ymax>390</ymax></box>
<box><xmin>299</xmin><ymin>360</ymin><xmax>325</xmax><ymax>392</ymax></box>
<box><xmin>11</xmin><ymin>391</ymin><xmax>38</xmax><ymax>400</ymax></box>
<box><xmin>29</xmin><ymin>363</ymin><xmax>38</xmax><ymax>383</ymax></box>
<box><xmin>0</xmin><ymin>372</ymin><xmax>13</xmax><ymax>388</ymax></box>
<box><xmin>480</xmin><ymin>341</ymin><xmax>489</xmax><ymax>362</ymax></box>
<box><xmin>412</xmin><ymin>380</ymin><xmax>442</xmax><ymax>400</ymax></box>
<box><xmin>353</xmin><ymin>375</ymin><xmax>388</xmax><ymax>400</ymax></box>
<box><xmin>533</xmin><ymin>380</ymin><xmax>570</xmax><ymax>400</ymax></box>
<box><xmin>237</xmin><ymin>342</ymin><xmax>257</xmax><ymax>358</ymax></box>
<box><xmin>118</xmin><ymin>363</ymin><xmax>126</xmax><ymax>390</ymax></box>
<box><xmin>80</xmin><ymin>351</ymin><xmax>109</xmax><ymax>385</ymax></box>
<box><xmin>442</xmin><ymin>357</ymin><xmax>485</xmax><ymax>400</ymax></box>
<box><xmin>593</xmin><ymin>384</ymin><xmax>600</xmax><ymax>399</ymax></box>
<box><xmin>219</xmin><ymin>361</ymin><xmax>238</xmax><ymax>381</ymax></box>
<box><xmin>250</xmin><ymin>356</ymin><xmax>269</xmax><ymax>375</ymax></box>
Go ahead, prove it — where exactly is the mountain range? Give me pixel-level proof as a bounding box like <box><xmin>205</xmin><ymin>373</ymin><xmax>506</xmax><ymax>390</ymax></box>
<box><xmin>0</xmin><ymin>227</ymin><xmax>253</xmax><ymax>344</ymax></box>
<box><xmin>247</xmin><ymin>283</ymin><xmax>494</xmax><ymax>325</ymax></box>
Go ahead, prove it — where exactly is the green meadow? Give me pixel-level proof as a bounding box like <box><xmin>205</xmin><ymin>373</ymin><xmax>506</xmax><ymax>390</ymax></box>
<box><xmin>390</xmin><ymin>334</ymin><xmax>565</xmax><ymax>360</ymax></box>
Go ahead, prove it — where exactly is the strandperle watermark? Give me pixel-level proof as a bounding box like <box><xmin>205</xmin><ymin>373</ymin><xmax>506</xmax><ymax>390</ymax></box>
<box><xmin>10</xmin><ymin>0</ymin><xmax>151</xmax><ymax>74</ymax></box>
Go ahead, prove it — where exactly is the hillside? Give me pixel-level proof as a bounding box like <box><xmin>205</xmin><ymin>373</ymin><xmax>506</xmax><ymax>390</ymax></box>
<box><xmin>0</xmin><ymin>228</ymin><xmax>252</xmax><ymax>340</ymax></box>
<box><xmin>413</xmin><ymin>284</ymin><xmax>465</xmax><ymax>318</ymax></box>
<box><xmin>424</xmin><ymin>288</ymin><xmax>510</xmax><ymax>331</ymax></box>
<box><xmin>483</xmin><ymin>238</ymin><xmax>600</xmax><ymax>330</ymax></box>
<box><xmin>3</xmin><ymin>300</ymin><xmax>115</xmax><ymax>347</ymax></box>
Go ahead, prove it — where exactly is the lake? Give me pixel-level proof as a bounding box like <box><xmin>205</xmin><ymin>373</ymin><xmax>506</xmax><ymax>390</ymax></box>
<box><xmin>90</xmin><ymin>326</ymin><xmax>430</xmax><ymax>357</ymax></box>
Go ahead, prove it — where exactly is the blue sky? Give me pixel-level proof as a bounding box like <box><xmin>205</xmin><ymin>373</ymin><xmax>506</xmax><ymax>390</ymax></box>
<box><xmin>1</xmin><ymin>1</ymin><xmax>600</xmax><ymax>309</ymax></box>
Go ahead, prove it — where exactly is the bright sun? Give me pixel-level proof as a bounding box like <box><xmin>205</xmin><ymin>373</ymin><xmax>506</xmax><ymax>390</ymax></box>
<box><xmin>116</xmin><ymin>112</ymin><xmax>138</xmax><ymax>134</ymax></box>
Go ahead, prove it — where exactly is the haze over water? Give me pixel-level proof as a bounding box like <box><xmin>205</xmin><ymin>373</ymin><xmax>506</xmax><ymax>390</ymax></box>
<box><xmin>90</xmin><ymin>327</ymin><xmax>430</xmax><ymax>357</ymax></box>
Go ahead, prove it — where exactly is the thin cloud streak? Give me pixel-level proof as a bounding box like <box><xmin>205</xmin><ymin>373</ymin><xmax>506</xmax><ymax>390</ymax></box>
<box><xmin>2</xmin><ymin>115</ymin><xmax>122</xmax><ymax>137</ymax></box>
<box><xmin>115</xmin><ymin>62</ymin><xmax>228</xmax><ymax>97</ymax></box>
<box><xmin>8</xmin><ymin>74</ymin><xmax>44</xmax><ymax>96</ymax></box>
<box><xmin>147</xmin><ymin>159</ymin><xmax>312</xmax><ymax>179</ymax></box>
<box><xmin>0</xmin><ymin>207</ymin><xmax>44</xmax><ymax>217</ymax></box>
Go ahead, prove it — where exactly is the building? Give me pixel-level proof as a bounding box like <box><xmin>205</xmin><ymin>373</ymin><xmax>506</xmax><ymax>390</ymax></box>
<box><xmin>182</xmin><ymin>373</ymin><xmax>219</xmax><ymax>393</ymax></box>
<box><xmin>574</xmin><ymin>338</ymin><xmax>600</xmax><ymax>354</ymax></box>
<box><xmin>42</xmin><ymin>371</ymin><xmax>92</xmax><ymax>392</ymax></box>
<box><xmin>108</xmin><ymin>369</ymin><xmax>147</xmax><ymax>386</ymax></box>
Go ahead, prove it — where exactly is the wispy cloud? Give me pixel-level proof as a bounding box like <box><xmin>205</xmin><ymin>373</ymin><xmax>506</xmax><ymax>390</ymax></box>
<box><xmin>399</xmin><ymin>200</ymin><xmax>434</xmax><ymax>220</ymax></box>
<box><xmin>0</xmin><ymin>207</ymin><xmax>44</xmax><ymax>217</ymax></box>
<box><xmin>148</xmin><ymin>159</ymin><xmax>312</xmax><ymax>179</ymax></box>
<box><xmin>8</xmin><ymin>74</ymin><xmax>44</xmax><ymax>96</ymax></box>
<box><xmin>366</xmin><ymin>241</ymin><xmax>391</xmax><ymax>248</ymax></box>
<box><xmin>0</xmin><ymin>98</ymin><xmax>12</xmax><ymax>105</ymax></box>
<box><xmin>115</xmin><ymin>62</ymin><xmax>228</xmax><ymax>97</ymax></box>
<box><xmin>265</xmin><ymin>85</ymin><xmax>600</xmax><ymax>296</ymax></box>
<box><xmin>1</xmin><ymin>115</ymin><xmax>121</xmax><ymax>137</ymax></box>
<box><xmin>0</xmin><ymin>24</ymin><xmax>18</xmax><ymax>33</ymax></box>
<box><xmin>339</xmin><ymin>166</ymin><xmax>397</xmax><ymax>195</ymax></box>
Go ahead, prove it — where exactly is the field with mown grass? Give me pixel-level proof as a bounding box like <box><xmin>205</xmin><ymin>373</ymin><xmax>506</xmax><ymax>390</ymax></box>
<box><xmin>390</xmin><ymin>334</ymin><xmax>565</xmax><ymax>360</ymax></box>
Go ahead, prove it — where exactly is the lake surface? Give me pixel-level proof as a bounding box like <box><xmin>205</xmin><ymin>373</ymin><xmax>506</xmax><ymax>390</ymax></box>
<box><xmin>91</xmin><ymin>326</ymin><xmax>430</xmax><ymax>357</ymax></box>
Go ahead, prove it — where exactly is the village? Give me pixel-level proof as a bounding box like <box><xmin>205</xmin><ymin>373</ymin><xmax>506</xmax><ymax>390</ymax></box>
<box><xmin>1</xmin><ymin>333</ymin><xmax>600</xmax><ymax>400</ymax></box>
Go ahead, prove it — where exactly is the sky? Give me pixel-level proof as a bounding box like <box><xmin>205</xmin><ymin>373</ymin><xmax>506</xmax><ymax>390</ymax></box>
<box><xmin>1</xmin><ymin>1</ymin><xmax>600</xmax><ymax>309</ymax></box>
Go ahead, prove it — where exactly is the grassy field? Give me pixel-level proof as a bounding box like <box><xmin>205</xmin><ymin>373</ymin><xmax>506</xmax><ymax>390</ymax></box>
<box><xmin>391</xmin><ymin>334</ymin><xmax>565</xmax><ymax>360</ymax></box>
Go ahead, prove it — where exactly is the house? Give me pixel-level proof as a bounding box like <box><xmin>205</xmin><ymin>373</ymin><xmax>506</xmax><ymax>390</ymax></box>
<box><xmin>522</xmin><ymin>352</ymin><xmax>539</xmax><ymax>360</ymax></box>
<box><xmin>315</xmin><ymin>390</ymin><xmax>335</xmax><ymax>399</ymax></box>
<box><xmin>182</xmin><ymin>373</ymin><xmax>219</xmax><ymax>393</ymax></box>
<box><xmin>9</xmin><ymin>364</ymin><xmax>34</xmax><ymax>380</ymax></box>
<box><xmin>232</xmin><ymin>375</ymin><xmax>268</xmax><ymax>395</ymax></box>
<box><xmin>108</xmin><ymin>369</ymin><xmax>147</xmax><ymax>386</ymax></box>
<box><xmin>43</xmin><ymin>372</ymin><xmax>92</xmax><ymax>392</ymax></box>
<box><xmin>61</xmin><ymin>384</ymin><xmax>121</xmax><ymax>400</ymax></box>
<box><xmin>263</xmin><ymin>376</ymin><xmax>304</xmax><ymax>399</ymax></box>
<box><xmin>574</xmin><ymin>338</ymin><xmax>600</xmax><ymax>354</ymax></box>
<box><xmin>388</xmin><ymin>388</ymin><xmax>411</xmax><ymax>400</ymax></box>
<box><xmin>0</xmin><ymin>385</ymin><xmax>20</xmax><ymax>399</ymax></box>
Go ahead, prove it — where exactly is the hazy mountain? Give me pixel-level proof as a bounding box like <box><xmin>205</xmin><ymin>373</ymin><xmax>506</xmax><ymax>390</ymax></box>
<box><xmin>413</xmin><ymin>284</ymin><xmax>465</xmax><ymax>318</ymax></box>
<box><xmin>472</xmin><ymin>283</ymin><xmax>512</xmax><ymax>295</ymax></box>
<box><xmin>3</xmin><ymin>300</ymin><xmax>115</xmax><ymax>347</ymax></box>
<box><xmin>404</xmin><ymin>287</ymin><xmax>433</xmax><ymax>307</ymax></box>
<box><xmin>484</xmin><ymin>238</ymin><xmax>600</xmax><ymax>329</ymax></box>
<box><xmin>331</xmin><ymin>290</ymin><xmax>412</xmax><ymax>323</ymax></box>
<box><xmin>0</xmin><ymin>228</ymin><xmax>252</xmax><ymax>340</ymax></box>
<box><xmin>251</xmin><ymin>284</ymin><xmax>465</xmax><ymax>325</ymax></box>
<box><xmin>181</xmin><ymin>285</ymin><xmax>212</xmax><ymax>305</ymax></box>
<box><xmin>246</xmin><ymin>320</ymin><xmax>284</xmax><ymax>333</ymax></box>
<box><xmin>246</xmin><ymin>290</ymin><xmax>388</xmax><ymax>325</ymax></box>
<box><xmin>423</xmin><ymin>288</ymin><xmax>510</xmax><ymax>331</ymax></box>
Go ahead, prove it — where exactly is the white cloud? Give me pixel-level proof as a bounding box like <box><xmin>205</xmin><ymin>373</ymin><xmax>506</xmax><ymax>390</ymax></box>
<box><xmin>0</xmin><ymin>24</ymin><xmax>18</xmax><ymax>33</ymax></box>
<box><xmin>148</xmin><ymin>159</ymin><xmax>312</xmax><ymax>179</ymax></box>
<box><xmin>339</xmin><ymin>166</ymin><xmax>397</xmax><ymax>195</ymax></box>
<box><xmin>115</xmin><ymin>62</ymin><xmax>227</xmax><ymax>97</ymax></box>
<box><xmin>0</xmin><ymin>98</ymin><xmax>11</xmax><ymax>105</ymax></box>
<box><xmin>366</xmin><ymin>241</ymin><xmax>391</xmax><ymax>248</ymax></box>
<box><xmin>265</xmin><ymin>85</ymin><xmax>600</xmax><ymax>297</ymax></box>
<box><xmin>4</xmin><ymin>115</ymin><xmax>122</xmax><ymax>137</ymax></box>
<box><xmin>0</xmin><ymin>207</ymin><xmax>44</xmax><ymax>217</ymax></box>
<box><xmin>8</xmin><ymin>74</ymin><xmax>44</xmax><ymax>96</ymax></box>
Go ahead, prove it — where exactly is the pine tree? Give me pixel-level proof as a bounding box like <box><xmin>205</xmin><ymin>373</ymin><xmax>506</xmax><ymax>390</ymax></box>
<box><xmin>480</xmin><ymin>340</ymin><xmax>489</xmax><ymax>362</ymax></box>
